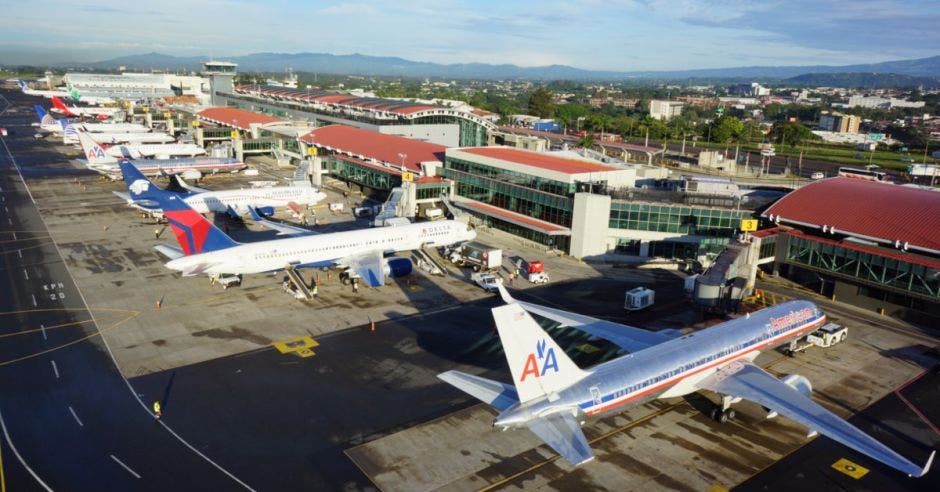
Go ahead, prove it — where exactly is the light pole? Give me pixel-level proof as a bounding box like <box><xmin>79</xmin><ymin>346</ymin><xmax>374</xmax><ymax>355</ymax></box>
<box><xmin>397</xmin><ymin>152</ymin><xmax>407</xmax><ymax>173</ymax></box>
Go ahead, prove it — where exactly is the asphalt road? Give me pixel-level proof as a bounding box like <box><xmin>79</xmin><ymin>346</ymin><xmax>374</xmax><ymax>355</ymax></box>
<box><xmin>0</xmin><ymin>90</ymin><xmax>255</xmax><ymax>491</ymax></box>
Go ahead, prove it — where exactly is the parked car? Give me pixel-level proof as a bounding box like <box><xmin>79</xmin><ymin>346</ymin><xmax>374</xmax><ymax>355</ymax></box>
<box><xmin>471</xmin><ymin>272</ymin><xmax>503</xmax><ymax>291</ymax></box>
<box><xmin>810</xmin><ymin>172</ymin><xmax>825</xmax><ymax>180</ymax></box>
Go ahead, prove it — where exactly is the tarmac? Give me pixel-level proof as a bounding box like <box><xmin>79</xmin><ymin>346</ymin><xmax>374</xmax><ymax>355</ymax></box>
<box><xmin>1</xmin><ymin>87</ymin><xmax>938</xmax><ymax>491</ymax></box>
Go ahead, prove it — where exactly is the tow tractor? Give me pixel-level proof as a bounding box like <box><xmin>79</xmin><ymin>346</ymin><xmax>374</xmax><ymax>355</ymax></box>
<box><xmin>525</xmin><ymin>260</ymin><xmax>550</xmax><ymax>284</ymax></box>
<box><xmin>209</xmin><ymin>273</ymin><xmax>242</xmax><ymax>289</ymax></box>
<box><xmin>786</xmin><ymin>323</ymin><xmax>847</xmax><ymax>355</ymax></box>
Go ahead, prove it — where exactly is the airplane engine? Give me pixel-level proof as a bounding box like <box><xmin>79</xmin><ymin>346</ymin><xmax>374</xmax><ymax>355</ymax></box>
<box><xmin>382</xmin><ymin>257</ymin><xmax>413</xmax><ymax>278</ymax></box>
<box><xmin>181</xmin><ymin>169</ymin><xmax>202</xmax><ymax>181</ymax></box>
<box><xmin>255</xmin><ymin>206</ymin><xmax>275</xmax><ymax>217</ymax></box>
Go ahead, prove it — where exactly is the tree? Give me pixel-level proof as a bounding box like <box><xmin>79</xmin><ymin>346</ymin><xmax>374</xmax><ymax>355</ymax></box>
<box><xmin>527</xmin><ymin>86</ymin><xmax>555</xmax><ymax>118</ymax></box>
<box><xmin>770</xmin><ymin>121</ymin><xmax>818</xmax><ymax>147</ymax></box>
<box><xmin>578</xmin><ymin>134</ymin><xmax>595</xmax><ymax>149</ymax></box>
<box><xmin>708</xmin><ymin>116</ymin><xmax>745</xmax><ymax>143</ymax></box>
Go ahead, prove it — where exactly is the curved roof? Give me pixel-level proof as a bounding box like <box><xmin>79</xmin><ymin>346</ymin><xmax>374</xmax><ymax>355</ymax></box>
<box><xmin>762</xmin><ymin>177</ymin><xmax>940</xmax><ymax>254</ymax></box>
<box><xmin>197</xmin><ymin>107</ymin><xmax>284</xmax><ymax>130</ymax></box>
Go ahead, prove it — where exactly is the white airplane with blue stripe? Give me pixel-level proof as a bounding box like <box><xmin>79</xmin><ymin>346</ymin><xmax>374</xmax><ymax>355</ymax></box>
<box><xmin>438</xmin><ymin>287</ymin><xmax>934</xmax><ymax>477</ymax></box>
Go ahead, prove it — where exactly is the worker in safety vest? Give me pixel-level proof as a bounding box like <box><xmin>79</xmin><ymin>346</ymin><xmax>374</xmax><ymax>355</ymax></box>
<box><xmin>153</xmin><ymin>401</ymin><xmax>162</xmax><ymax>419</ymax></box>
<box><xmin>312</xmin><ymin>283</ymin><xmax>318</xmax><ymax>298</ymax></box>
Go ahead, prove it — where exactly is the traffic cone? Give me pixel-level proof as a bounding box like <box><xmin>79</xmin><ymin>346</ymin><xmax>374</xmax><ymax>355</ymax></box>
<box><xmin>369</xmin><ymin>317</ymin><xmax>375</xmax><ymax>332</ymax></box>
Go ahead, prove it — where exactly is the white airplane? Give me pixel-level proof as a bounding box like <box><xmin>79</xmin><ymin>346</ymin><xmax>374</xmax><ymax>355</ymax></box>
<box><xmin>79</xmin><ymin>133</ymin><xmax>238</xmax><ymax>178</ymax></box>
<box><xmin>438</xmin><ymin>287</ymin><xmax>935</xmax><ymax>477</ymax></box>
<box><xmin>132</xmin><ymin>162</ymin><xmax>476</xmax><ymax>284</ymax></box>
<box><xmin>66</xmin><ymin>125</ymin><xmax>174</xmax><ymax>145</ymax></box>
<box><xmin>52</xmin><ymin>96</ymin><xmax>121</xmax><ymax>120</ymax></box>
<box><xmin>76</xmin><ymin>130</ymin><xmax>204</xmax><ymax>160</ymax></box>
<box><xmin>33</xmin><ymin>105</ymin><xmax>71</xmax><ymax>133</ymax></box>
<box><xmin>115</xmin><ymin>161</ymin><xmax>326</xmax><ymax>218</ymax></box>
<box><xmin>17</xmin><ymin>80</ymin><xmax>70</xmax><ymax>99</ymax></box>
<box><xmin>66</xmin><ymin>82</ymin><xmax>114</xmax><ymax>106</ymax></box>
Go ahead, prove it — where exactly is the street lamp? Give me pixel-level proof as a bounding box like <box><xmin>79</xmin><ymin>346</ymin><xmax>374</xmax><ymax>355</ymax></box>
<box><xmin>398</xmin><ymin>152</ymin><xmax>407</xmax><ymax>173</ymax></box>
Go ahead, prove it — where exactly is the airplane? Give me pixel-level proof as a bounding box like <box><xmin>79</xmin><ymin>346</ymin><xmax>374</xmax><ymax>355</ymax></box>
<box><xmin>65</xmin><ymin>125</ymin><xmax>174</xmax><ymax>145</ymax></box>
<box><xmin>130</xmin><ymin>162</ymin><xmax>476</xmax><ymax>284</ymax></box>
<box><xmin>34</xmin><ymin>104</ymin><xmax>148</xmax><ymax>134</ymax></box>
<box><xmin>76</xmin><ymin>129</ymin><xmax>205</xmax><ymax>160</ymax></box>
<box><xmin>51</xmin><ymin>96</ymin><xmax>121</xmax><ymax>120</ymax></box>
<box><xmin>66</xmin><ymin>82</ymin><xmax>114</xmax><ymax>105</ymax></box>
<box><xmin>115</xmin><ymin>160</ymin><xmax>326</xmax><ymax>217</ymax></box>
<box><xmin>17</xmin><ymin>80</ymin><xmax>70</xmax><ymax>99</ymax></box>
<box><xmin>33</xmin><ymin>105</ymin><xmax>71</xmax><ymax>133</ymax></box>
<box><xmin>80</xmin><ymin>134</ymin><xmax>244</xmax><ymax>179</ymax></box>
<box><xmin>438</xmin><ymin>286</ymin><xmax>935</xmax><ymax>477</ymax></box>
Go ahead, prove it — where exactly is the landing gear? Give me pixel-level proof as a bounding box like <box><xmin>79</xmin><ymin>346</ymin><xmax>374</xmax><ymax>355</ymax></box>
<box><xmin>711</xmin><ymin>395</ymin><xmax>737</xmax><ymax>423</ymax></box>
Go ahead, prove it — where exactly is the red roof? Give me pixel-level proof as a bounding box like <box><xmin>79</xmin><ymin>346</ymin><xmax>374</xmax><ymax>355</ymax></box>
<box><xmin>197</xmin><ymin>107</ymin><xmax>284</xmax><ymax>130</ymax></box>
<box><xmin>334</xmin><ymin>154</ymin><xmax>400</xmax><ymax>175</ymax></box>
<box><xmin>457</xmin><ymin>147</ymin><xmax>620</xmax><ymax>174</ymax></box>
<box><xmin>750</xmin><ymin>225</ymin><xmax>790</xmax><ymax>238</ymax></box>
<box><xmin>596</xmin><ymin>140</ymin><xmax>664</xmax><ymax>154</ymax></box>
<box><xmin>458</xmin><ymin>200</ymin><xmax>569</xmax><ymax>235</ymax></box>
<box><xmin>299</xmin><ymin>125</ymin><xmax>445</xmax><ymax>173</ymax></box>
<box><xmin>763</xmin><ymin>177</ymin><xmax>940</xmax><ymax>253</ymax></box>
<box><xmin>234</xmin><ymin>85</ymin><xmax>440</xmax><ymax>116</ymax></box>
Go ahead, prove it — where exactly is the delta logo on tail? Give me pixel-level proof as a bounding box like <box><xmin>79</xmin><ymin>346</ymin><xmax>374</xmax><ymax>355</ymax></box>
<box><xmin>163</xmin><ymin>209</ymin><xmax>212</xmax><ymax>256</ymax></box>
<box><xmin>519</xmin><ymin>338</ymin><xmax>560</xmax><ymax>382</ymax></box>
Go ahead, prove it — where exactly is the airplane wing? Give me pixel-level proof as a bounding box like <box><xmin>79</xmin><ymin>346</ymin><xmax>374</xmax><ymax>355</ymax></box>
<box><xmin>173</xmin><ymin>175</ymin><xmax>210</xmax><ymax>194</ymax></box>
<box><xmin>337</xmin><ymin>249</ymin><xmax>385</xmax><ymax>288</ymax></box>
<box><xmin>526</xmin><ymin>412</ymin><xmax>594</xmax><ymax>465</ymax></box>
<box><xmin>696</xmin><ymin>360</ymin><xmax>935</xmax><ymax>478</ymax></box>
<box><xmin>437</xmin><ymin>370</ymin><xmax>518</xmax><ymax>411</ymax></box>
<box><xmin>247</xmin><ymin>206</ymin><xmax>316</xmax><ymax>236</ymax></box>
<box><xmin>496</xmin><ymin>285</ymin><xmax>679</xmax><ymax>353</ymax></box>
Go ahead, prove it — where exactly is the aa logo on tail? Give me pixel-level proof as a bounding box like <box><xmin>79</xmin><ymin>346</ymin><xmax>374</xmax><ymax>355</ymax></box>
<box><xmin>87</xmin><ymin>145</ymin><xmax>106</xmax><ymax>159</ymax></box>
<box><xmin>519</xmin><ymin>339</ymin><xmax>559</xmax><ymax>382</ymax></box>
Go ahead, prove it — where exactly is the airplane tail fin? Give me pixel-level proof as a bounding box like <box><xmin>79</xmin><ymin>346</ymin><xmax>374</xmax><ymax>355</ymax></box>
<box><xmin>34</xmin><ymin>104</ymin><xmax>47</xmax><ymax>120</ymax></box>
<box><xmin>120</xmin><ymin>161</ymin><xmax>238</xmax><ymax>255</ymax></box>
<box><xmin>51</xmin><ymin>96</ymin><xmax>70</xmax><ymax>114</ymax></box>
<box><xmin>77</xmin><ymin>131</ymin><xmax>117</xmax><ymax>164</ymax></box>
<box><xmin>119</xmin><ymin>159</ymin><xmax>164</xmax><ymax>200</ymax></box>
<box><xmin>492</xmin><ymin>303</ymin><xmax>587</xmax><ymax>403</ymax></box>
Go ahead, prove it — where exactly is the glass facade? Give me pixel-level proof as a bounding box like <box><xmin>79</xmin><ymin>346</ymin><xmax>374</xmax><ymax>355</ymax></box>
<box><xmin>446</xmin><ymin>156</ymin><xmax>576</xmax><ymax>195</ymax></box>
<box><xmin>609</xmin><ymin>201</ymin><xmax>752</xmax><ymax>236</ymax></box>
<box><xmin>441</xmin><ymin>167</ymin><xmax>574</xmax><ymax>227</ymax></box>
<box><xmin>477</xmin><ymin>215</ymin><xmax>570</xmax><ymax>252</ymax></box>
<box><xmin>785</xmin><ymin>235</ymin><xmax>940</xmax><ymax>299</ymax></box>
<box><xmin>327</xmin><ymin>156</ymin><xmax>401</xmax><ymax>190</ymax></box>
<box><xmin>415</xmin><ymin>182</ymin><xmax>450</xmax><ymax>200</ymax></box>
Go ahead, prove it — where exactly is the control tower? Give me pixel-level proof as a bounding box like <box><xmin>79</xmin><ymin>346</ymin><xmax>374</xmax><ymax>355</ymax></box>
<box><xmin>203</xmin><ymin>61</ymin><xmax>238</xmax><ymax>106</ymax></box>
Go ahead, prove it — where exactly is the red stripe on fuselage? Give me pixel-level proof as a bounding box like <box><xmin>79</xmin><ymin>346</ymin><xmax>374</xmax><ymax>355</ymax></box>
<box><xmin>584</xmin><ymin>316</ymin><xmax>827</xmax><ymax>416</ymax></box>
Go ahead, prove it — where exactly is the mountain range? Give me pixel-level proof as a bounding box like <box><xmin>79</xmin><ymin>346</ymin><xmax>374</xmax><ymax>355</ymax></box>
<box><xmin>43</xmin><ymin>51</ymin><xmax>940</xmax><ymax>82</ymax></box>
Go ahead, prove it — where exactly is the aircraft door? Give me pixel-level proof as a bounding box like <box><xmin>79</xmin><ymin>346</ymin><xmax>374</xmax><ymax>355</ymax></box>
<box><xmin>590</xmin><ymin>386</ymin><xmax>602</xmax><ymax>406</ymax></box>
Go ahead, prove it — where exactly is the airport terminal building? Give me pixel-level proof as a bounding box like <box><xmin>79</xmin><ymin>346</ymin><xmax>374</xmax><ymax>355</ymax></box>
<box><xmin>759</xmin><ymin>178</ymin><xmax>940</xmax><ymax>324</ymax></box>
<box><xmin>203</xmin><ymin>63</ymin><xmax>495</xmax><ymax>148</ymax></box>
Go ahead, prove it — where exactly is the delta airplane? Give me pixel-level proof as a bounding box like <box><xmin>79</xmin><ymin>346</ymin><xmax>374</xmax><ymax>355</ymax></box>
<box><xmin>66</xmin><ymin>82</ymin><xmax>114</xmax><ymax>105</ymax></box>
<box><xmin>17</xmin><ymin>80</ymin><xmax>70</xmax><ymax>99</ymax></box>
<box><xmin>438</xmin><ymin>287</ymin><xmax>935</xmax><ymax>477</ymax></box>
<box><xmin>51</xmin><ymin>96</ymin><xmax>121</xmax><ymax>120</ymax></box>
<box><xmin>77</xmin><ymin>130</ymin><xmax>205</xmax><ymax>160</ymax></box>
<box><xmin>81</xmin><ymin>136</ymin><xmax>244</xmax><ymax>179</ymax></box>
<box><xmin>116</xmin><ymin>161</ymin><xmax>326</xmax><ymax>217</ymax></box>
<box><xmin>135</xmin><ymin>162</ymin><xmax>476</xmax><ymax>284</ymax></box>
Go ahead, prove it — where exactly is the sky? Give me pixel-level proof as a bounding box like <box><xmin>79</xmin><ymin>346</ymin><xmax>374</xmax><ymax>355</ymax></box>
<box><xmin>0</xmin><ymin>0</ymin><xmax>938</xmax><ymax>70</ymax></box>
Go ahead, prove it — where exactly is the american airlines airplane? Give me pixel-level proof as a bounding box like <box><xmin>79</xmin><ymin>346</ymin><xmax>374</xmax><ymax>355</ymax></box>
<box><xmin>77</xmin><ymin>130</ymin><xmax>205</xmax><ymax>160</ymax></box>
<box><xmin>51</xmin><ymin>96</ymin><xmax>121</xmax><ymax>120</ymax></box>
<box><xmin>140</xmin><ymin>164</ymin><xmax>476</xmax><ymax>285</ymax></box>
<box><xmin>81</xmin><ymin>137</ymin><xmax>244</xmax><ymax>179</ymax></box>
<box><xmin>115</xmin><ymin>161</ymin><xmax>326</xmax><ymax>217</ymax></box>
<box><xmin>438</xmin><ymin>287</ymin><xmax>935</xmax><ymax>477</ymax></box>
<box><xmin>17</xmin><ymin>80</ymin><xmax>70</xmax><ymax>99</ymax></box>
<box><xmin>67</xmin><ymin>126</ymin><xmax>174</xmax><ymax>145</ymax></box>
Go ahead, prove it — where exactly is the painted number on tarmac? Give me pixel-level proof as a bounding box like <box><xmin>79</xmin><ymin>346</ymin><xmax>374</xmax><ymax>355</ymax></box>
<box><xmin>832</xmin><ymin>458</ymin><xmax>869</xmax><ymax>479</ymax></box>
<box><xmin>273</xmin><ymin>336</ymin><xmax>319</xmax><ymax>358</ymax></box>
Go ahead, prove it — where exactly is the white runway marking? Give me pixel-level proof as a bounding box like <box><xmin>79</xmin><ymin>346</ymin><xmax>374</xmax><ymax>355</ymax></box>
<box><xmin>0</xmin><ymin>410</ymin><xmax>53</xmax><ymax>491</ymax></box>
<box><xmin>23</xmin><ymin>268</ymin><xmax>28</xmax><ymax>280</ymax></box>
<box><xmin>110</xmin><ymin>454</ymin><xmax>142</xmax><ymax>479</ymax></box>
<box><xmin>40</xmin><ymin>323</ymin><xmax>47</xmax><ymax>340</ymax></box>
<box><xmin>31</xmin><ymin>294</ymin><xmax>37</xmax><ymax>306</ymax></box>
<box><xmin>68</xmin><ymin>405</ymin><xmax>84</xmax><ymax>427</ymax></box>
<box><xmin>51</xmin><ymin>360</ymin><xmax>59</xmax><ymax>378</ymax></box>
<box><xmin>17</xmin><ymin>248</ymin><xmax>22</xmax><ymax>258</ymax></box>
